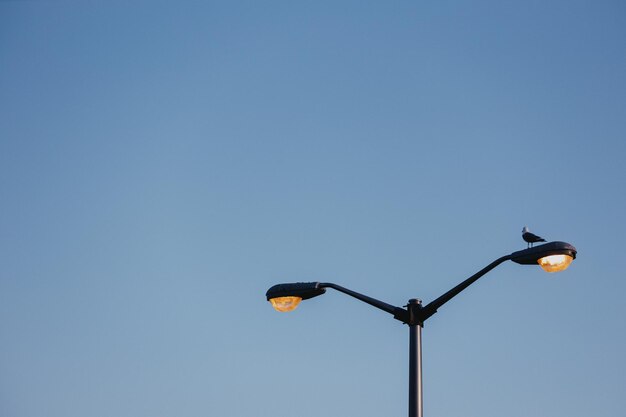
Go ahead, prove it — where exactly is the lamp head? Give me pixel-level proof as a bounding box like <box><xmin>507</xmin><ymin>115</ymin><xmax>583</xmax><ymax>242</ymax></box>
<box><xmin>510</xmin><ymin>241</ymin><xmax>577</xmax><ymax>273</ymax></box>
<box><xmin>266</xmin><ymin>282</ymin><xmax>326</xmax><ymax>312</ymax></box>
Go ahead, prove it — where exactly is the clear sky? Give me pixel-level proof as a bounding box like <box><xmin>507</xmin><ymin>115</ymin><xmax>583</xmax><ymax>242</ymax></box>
<box><xmin>1</xmin><ymin>1</ymin><xmax>625</xmax><ymax>416</ymax></box>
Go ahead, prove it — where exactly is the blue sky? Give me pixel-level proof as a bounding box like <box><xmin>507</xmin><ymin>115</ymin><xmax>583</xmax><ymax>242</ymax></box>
<box><xmin>1</xmin><ymin>1</ymin><xmax>625</xmax><ymax>416</ymax></box>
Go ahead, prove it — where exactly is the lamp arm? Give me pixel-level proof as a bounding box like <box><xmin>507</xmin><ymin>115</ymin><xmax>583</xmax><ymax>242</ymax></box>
<box><xmin>319</xmin><ymin>282</ymin><xmax>407</xmax><ymax>321</ymax></box>
<box><xmin>419</xmin><ymin>254</ymin><xmax>512</xmax><ymax>323</ymax></box>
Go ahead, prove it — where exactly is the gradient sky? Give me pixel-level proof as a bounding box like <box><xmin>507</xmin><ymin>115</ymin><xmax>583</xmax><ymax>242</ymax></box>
<box><xmin>1</xmin><ymin>1</ymin><xmax>625</xmax><ymax>417</ymax></box>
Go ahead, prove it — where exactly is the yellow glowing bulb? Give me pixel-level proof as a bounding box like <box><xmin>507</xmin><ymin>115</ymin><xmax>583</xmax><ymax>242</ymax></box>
<box><xmin>538</xmin><ymin>254</ymin><xmax>574</xmax><ymax>273</ymax></box>
<box><xmin>269</xmin><ymin>296</ymin><xmax>302</xmax><ymax>312</ymax></box>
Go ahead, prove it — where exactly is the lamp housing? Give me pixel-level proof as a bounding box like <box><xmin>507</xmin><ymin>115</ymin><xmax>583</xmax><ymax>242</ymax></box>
<box><xmin>266</xmin><ymin>282</ymin><xmax>326</xmax><ymax>301</ymax></box>
<box><xmin>510</xmin><ymin>241</ymin><xmax>577</xmax><ymax>271</ymax></box>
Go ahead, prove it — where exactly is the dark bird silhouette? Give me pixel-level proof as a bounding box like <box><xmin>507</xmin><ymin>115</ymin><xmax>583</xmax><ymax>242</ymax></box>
<box><xmin>522</xmin><ymin>226</ymin><xmax>546</xmax><ymax>248</ymax></box>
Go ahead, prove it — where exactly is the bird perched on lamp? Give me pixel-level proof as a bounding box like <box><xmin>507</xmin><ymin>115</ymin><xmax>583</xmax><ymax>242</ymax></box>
<box><xmin>522</xmin><ymin>226</ymin><xmax>546</xmax><ymax>248</ymax></box>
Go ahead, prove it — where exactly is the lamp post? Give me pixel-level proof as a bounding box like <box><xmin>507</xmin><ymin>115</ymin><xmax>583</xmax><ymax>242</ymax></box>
<box><xmin>265</xmin><ymin>240</ymin><xmax>577</xmax><ymax>417</ymax></box>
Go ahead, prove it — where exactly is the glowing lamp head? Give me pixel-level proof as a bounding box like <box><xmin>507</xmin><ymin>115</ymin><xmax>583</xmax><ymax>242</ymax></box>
<box><xmin>269</xmin><ymin>296</ymin><xmax>302</xmax><ymax>312</ymax></box>
<box><xmin>510</xmin><ymin>241</ymin><xmax>577</xmax><ymax>272</ymax></box>
<box><xmin>265</xmin><ymin>282</ymin><xmax>326</xmax><ymax>312</ymax></box>
<box><xmin>538</xmin><ymin>254</ymin><xmax>574</xmax><ymax>273</ymax></box>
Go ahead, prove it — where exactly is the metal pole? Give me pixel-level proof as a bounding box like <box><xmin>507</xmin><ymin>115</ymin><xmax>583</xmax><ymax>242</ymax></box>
<box><xmin>408</xmin><ymin>302</ymin><xmax>423</xmax><ymax>417</ymax></box>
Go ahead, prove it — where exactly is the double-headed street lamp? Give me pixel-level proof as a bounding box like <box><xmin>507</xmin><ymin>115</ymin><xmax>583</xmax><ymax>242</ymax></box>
<box><xmin>265</xmin><ymin>240</ymin><xmax>577</xmax><ymax>417</ymax></box>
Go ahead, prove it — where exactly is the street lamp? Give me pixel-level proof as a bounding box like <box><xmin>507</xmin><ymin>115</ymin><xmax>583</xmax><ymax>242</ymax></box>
<box><xmin>265</xmin><ymin>240</ymin><xmax>577</xmax><ymax>417</ymax></box>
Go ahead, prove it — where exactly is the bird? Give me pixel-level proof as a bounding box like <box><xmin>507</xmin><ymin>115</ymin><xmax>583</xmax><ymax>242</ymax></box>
<box><xmin>522</xmin><ymin>226</ymin><xmax>546</xmax><ymax>248</ymax></box>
